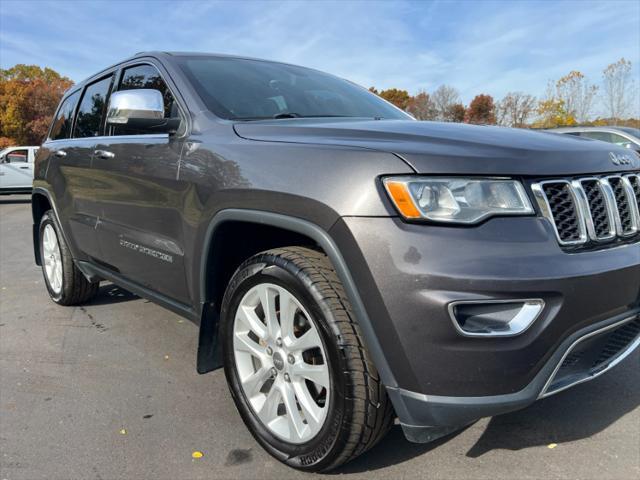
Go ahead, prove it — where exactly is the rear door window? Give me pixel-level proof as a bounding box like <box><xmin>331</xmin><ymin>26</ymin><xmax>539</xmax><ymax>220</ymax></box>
<box><xmin>73</xmin><ymin>75</ymin><xmax>114</xmax><ymax>138</ymax></box>
<box><xmin>49</xmin><ymin>91</ymin><xmax>80</xmax><ymax>140</ymax></box>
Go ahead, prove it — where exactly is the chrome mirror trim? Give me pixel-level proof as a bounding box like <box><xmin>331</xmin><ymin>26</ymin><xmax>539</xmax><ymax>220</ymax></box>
<box><xmin>106</xmin><ymin>89</ymin><xmax>164</xmax><ymax>125</ymax></box>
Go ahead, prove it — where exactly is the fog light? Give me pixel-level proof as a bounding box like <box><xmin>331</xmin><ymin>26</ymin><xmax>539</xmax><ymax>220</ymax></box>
<box><xmin>448</xmin><ymin>299</ymin><xmax>544</xmax><ymax>337</ymax></box>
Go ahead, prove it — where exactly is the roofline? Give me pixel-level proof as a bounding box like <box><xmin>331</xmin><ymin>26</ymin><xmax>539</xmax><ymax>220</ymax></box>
<box><xmin>63</xmin><ymin>51</ymin><xmax>341</xmax><ymax>97</ymax></box>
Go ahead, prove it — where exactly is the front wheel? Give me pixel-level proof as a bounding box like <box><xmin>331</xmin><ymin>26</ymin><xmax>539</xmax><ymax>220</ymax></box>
<box><xmin>220</xmin><ymin>247</ymin><xmax>393</xmax><ymax>472</ymax></box>
<box><xmin>39</xmin><ymin>210</ymin><xmax>99</xmax><ymax>305</ymax></box>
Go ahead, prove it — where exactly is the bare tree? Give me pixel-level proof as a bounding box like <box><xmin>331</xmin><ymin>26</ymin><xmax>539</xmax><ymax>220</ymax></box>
<box><xmin>431</xmin><ymin>85</ymin><xmax>461</xmax><ymax>121</ymax></box>
<box><xmin>602</xmin><ymin>58</ymin><xmax>638</xmax><ymax>122</ymax></box>
<box><xmin>496</xmin><ymin>92</ymin><xmax>537</xmax><ymax>127</ymax></box>
<box><xmin>554</xmin><ymin>71</ymin><xmax>598</xmax><ymax>123</ymax></box>
<box><xmin>406</xmin><ymin>90</ymin><xmax>437</xmax><ymax>120</ymax></box>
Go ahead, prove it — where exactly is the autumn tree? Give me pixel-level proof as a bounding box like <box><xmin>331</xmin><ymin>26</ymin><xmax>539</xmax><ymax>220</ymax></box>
<box><xmin>552</xmin><ymin>71</ymin><xmax>598</xmax><ymax>123</ymax></box>
<box><xmin>377</xmin><ymin>88</ymin><xmax>411</xmax><ymax>110</ymax></box>
<box><xmin>464</xmin><ymin>94</ymin><xmax>496</xmax><ymax>125</ymax></box>
<box><xmin>431</xmin><ymin>85</ymin><xmax>461</xmax><ymax>121</ymax></box>
<box><xmin>448</xmin><ymin>103</ymin><xmax>466</xmax><ymax>123</ymax></box>
<box><xmin>0</xmin><ymin>64</ymin><xmax>73</xmax><ymax>145</ymax></box>
<box><xmin>602</xmin><ymin>58</ymin><xmax>637</xmax><ymax>122</ymax></box>
<box><xmin>406</xmin><ymin>90</ymin><xmax>437</xmax><ymax>120</ymax></box>
<box><xmin>532</xmin><ymin>98</ymin><xmax>576</xmax><ymax>128</ymax></box>
<box><xmin>496</xmin><ymin>92</ymin><xmax>537</xmax><ymax>127</ymax></box>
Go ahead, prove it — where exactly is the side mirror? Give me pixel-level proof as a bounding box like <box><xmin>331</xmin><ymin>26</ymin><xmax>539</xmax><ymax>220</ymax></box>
<box><xmin>106</xmin><ymin>89</ymin><xmax>180</xmax><ymax>134</ymax></box>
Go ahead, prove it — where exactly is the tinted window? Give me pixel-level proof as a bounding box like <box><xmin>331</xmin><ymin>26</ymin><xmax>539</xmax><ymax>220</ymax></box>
<box><xmin>5</xmin><ymin>149</ymin><xmax>28</xmax><ymax>162</ymax></box>
<box><xmin>609</xmin><ymin>133</ymin><xmax>631</xmax><ymax>146</ymax></box>
<box><xmin>49</xmin><ymin>91</ymin><xmax>80</xmax><ymax>140</ymax></box>
<box><xmin>175</xmin><ymin>56</ymin><xmax>410</xmax><ymax>121</ymax></box>
<box><xmin>113</xmin><ymin>64</ymin><xmax>176</xmax><ymax>135</ymax></box>
<box><xmin>581</xmin><ymin>132</ymin><xmax>613</xmax><ymax>143</ymax></box>
<box><xmin>74</xmin><ymin>76</ymin><xmax>113</xmax><ymax>138</ymax></box>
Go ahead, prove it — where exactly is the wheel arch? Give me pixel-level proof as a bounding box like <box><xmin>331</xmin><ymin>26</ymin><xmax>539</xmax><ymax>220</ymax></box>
<box><xmin>195</xmin><ymin>209</ymin><xmax>396</xmax><ymax>391</ymax></box>
<box><xmin>31</xmin><ymin>188</ymin><xmax>54</xmax><ymax>266</ymax></box>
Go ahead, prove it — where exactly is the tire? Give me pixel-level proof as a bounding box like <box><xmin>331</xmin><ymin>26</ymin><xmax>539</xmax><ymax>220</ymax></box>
<box><xmin>39</xmin><ymin>210</ymin><xmax>99</xmax><ymax>306</ymax></box>
<box><xmin>220</xmin><ymin>246</ymin><xmax>394</xmax><ymax>472</ymax></box>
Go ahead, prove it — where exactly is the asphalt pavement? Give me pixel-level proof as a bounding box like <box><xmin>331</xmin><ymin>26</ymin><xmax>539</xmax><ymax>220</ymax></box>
<box><xmin>1</xmin><ymin>195</ymin><xmax>638</xmax><ymax>480</ymax></box>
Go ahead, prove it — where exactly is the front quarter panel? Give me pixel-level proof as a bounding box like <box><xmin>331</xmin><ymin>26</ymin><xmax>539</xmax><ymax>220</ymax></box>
<box><xmin>178</xmin><ymin>127</ymin><xmax>413</xmax><ymax>304</ymax></box>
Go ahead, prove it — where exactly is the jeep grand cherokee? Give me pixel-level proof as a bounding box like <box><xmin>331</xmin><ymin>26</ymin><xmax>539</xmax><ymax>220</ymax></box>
<box><xmin>32</xmin><ymin>52</ymin><xmax>640</xmax><ymax>471</ymax></box>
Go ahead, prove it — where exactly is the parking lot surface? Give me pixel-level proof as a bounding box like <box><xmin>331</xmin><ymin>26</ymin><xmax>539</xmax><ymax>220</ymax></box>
<box><xmin>1</xmin><ymin>196</ymin><xmax>639</xmax><ymax>480</ymax></box>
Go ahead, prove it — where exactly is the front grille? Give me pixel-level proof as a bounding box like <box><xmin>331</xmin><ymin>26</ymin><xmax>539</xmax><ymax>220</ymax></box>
<box><xmin>542</xmin><ymin>316</ymin><xmax>640</xmax><ymax>397</ymax></box>
<box><xmin>533</xmin><ymin>173</ymin><xmax>640</xmax><ymax>247</ymax></box>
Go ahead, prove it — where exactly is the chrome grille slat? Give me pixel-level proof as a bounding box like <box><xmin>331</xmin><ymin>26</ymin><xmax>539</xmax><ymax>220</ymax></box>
<box><xmin>533</xmin><ymin>172</ymin><xmax>640</xmax><ymax>246</ymax></box>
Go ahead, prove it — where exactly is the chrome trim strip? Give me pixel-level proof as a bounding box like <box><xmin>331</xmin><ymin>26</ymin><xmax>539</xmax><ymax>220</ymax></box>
<box><xmin>604</xmin><ymin>175</ymin><xmax>638</xmax><ymax>236</ymax></box>
<box><xmin>571</xmin><ymin>179</ymin><xmax>616</xmax><ymax>242</ymax></box>
<box><xmin>622</xmin><ymin>175</ymin><xmax>640</xmax><ymax>230</ymax></box>
<box><xmin>531</xmin><ymin>180</ymin><xmax>587</xmax><ymax>245</ymax></box>
<box><xmin>539</xmin><ymin>315</ymin><xmax>640</xmax><ymax>398</ymax></box>
<box><xmin>448</xmin><ymin>298</ymin><xmax>545</xmax><ymax>338</ymax></box>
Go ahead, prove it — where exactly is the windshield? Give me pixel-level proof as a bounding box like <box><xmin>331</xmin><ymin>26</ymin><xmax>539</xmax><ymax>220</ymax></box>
<box><xmin>176</xmin><ymin>56</ymin><xmax>411</xmax><ymax>121</ymax></box>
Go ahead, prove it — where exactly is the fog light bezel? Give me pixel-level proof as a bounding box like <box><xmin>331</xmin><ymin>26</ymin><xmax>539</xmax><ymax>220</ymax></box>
<box><xmin>448</xmin><ymin>298</ymin><xmax>545</xmax><ymax>338</ymax></box>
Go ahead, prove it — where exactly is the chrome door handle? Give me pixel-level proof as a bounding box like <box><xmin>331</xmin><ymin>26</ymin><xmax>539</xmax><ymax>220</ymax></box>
<box><xmin>54</xmin><ymin>150</ymin><xmax>67</xmax><ymax>158</ymax></box>
<box><xmin>94</xmin><ymin>149</ymin><xmax>115</xmax><ymax>159</ymax></box>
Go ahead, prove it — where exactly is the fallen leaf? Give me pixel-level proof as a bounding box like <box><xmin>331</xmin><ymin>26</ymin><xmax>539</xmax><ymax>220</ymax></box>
<box><xmin>192</xmin><ymin>451</ymin><xmax>203</xmax><ymax>459</ymax></box>
<box><xmin>119</xmin><ymin>428</ymin><xmax>127</xmax><ymax>435</ymax></box>
<box><xmin>548</xmin><ymin>443</ymin><xmax>557</xmax><ymax>449</ymax></box>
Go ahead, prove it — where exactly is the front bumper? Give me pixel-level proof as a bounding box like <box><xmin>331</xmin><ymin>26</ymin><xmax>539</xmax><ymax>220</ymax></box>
<box><xmin>329</xmin><ymin>216</ymin><xmax>640</xmax><ymax>437</ymax></box>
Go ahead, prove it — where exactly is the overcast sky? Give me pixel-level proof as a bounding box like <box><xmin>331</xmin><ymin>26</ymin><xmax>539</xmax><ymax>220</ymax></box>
<box><xmin>1</xmin><ymin>0</ymin><xmax>639</xmax><ymax>116</ymax></box>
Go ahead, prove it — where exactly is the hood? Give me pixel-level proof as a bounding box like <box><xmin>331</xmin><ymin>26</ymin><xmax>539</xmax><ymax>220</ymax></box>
<box><xmin>234</xmin><ymin>119</ymin><xmax>639</xmax><ymax>176</ymax></box>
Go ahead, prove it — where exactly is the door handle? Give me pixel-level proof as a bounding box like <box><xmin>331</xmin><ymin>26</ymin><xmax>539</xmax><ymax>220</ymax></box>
<box><xmin>20</xmin><ymin>166</ymin><xmax>29</xmax><ymax>169</ymax></box>
<box><xmin>54</xmin><ymin>150</ymin><xmax>67</xmax><ymax>158</ymax></box>
<box><xmin>94</xmin><ymin>149</ymin><xmax>115</xmax><ymax>159</ymax></box>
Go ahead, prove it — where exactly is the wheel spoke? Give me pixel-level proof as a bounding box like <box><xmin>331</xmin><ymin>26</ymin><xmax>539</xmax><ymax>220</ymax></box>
<box><xmin>290</xmin><ymin>327</ymin><xmax>323</xmax><ymax>353</ymax></box>
<box><xmin>236</xmin><ymin>305</ymin><xmax>267</xmax><ymax>339</ymax></box>
<box><xmin>258</xmin><ymin>285</ymin><xmax>280</xmax><ymax>340</ymax></box>
<box><xmin>279</xmin><ymin>289</ymin><xmax>298</xmax><ymax>344</ymax></box>
<box><xmin>291</xmin><ymin>362</ymin><xmax>330</xmax><ymax>389</ymax></box>
<box><xmin>292</xmin><ymin>381</ymin><xmax>323</xmax><ymax>429</ymax></box>
<box><xmin>280</xmin><ymin>383</ymin><xmax>306</xmax><ymax>441</ymax></box>
<box><xmin>256</xmin><ymin>383</ymin><xmax>281</xmax><ymax>426</ymax></box>
<box><xmin>241</xmin><ymin>366</ymin><xmax>271</xmax><ymax>398</ymax></box>
<box><xmin>234</xmin><ymin>331</ymin><xmax>266</xmax><ymax>360</ymax></box>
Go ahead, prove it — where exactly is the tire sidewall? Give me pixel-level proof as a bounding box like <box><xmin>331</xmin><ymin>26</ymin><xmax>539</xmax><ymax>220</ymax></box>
<box><xmin>221</xmin><ymin>255</ymin><xmax>349</xmax><ymax>470</ymax></box>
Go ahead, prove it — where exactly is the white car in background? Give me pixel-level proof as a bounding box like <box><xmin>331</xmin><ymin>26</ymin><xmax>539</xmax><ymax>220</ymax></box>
<box><xmin>0</xmin><ymin>146</ymin><xmax>39</xmax><ymax>194</ymax></box>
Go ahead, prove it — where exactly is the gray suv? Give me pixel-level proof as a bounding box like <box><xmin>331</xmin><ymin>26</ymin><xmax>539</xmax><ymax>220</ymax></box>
<box><xmin>32</xmin><ymin>52</ymin><xmax>640</xmax><ymax>471</ymax></box>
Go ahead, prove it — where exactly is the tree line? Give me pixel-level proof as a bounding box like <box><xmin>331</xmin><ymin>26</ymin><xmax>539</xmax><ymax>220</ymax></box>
<box><xmin>1</xmin><ymin>58</ymin><xmax>638</xmax><ymax>149</ymax></box>
<box><xmin>370</xmin><ymin>58</ymin><xmax>639</xmax><ymax>128</ymax></box>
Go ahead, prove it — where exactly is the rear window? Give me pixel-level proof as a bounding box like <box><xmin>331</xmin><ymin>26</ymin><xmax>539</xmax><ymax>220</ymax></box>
<box><xmin>49</xmin><ymin>91</ymin><xmax>80</xmax><ymax>140</ymax></box>
<box><xmin>175</xmin><ymin>56</ymin><xmax>410</xmax><ymax>121</ymax></box>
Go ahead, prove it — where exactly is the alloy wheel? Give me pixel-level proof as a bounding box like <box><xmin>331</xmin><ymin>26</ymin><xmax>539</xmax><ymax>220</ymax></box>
<box><xmin>233</xmin><ymin>283</ymin><xmax>330</xmax><ymax>444</ymax></box>
<box><xmin>42</xmin><ymin>224</ymin><xmax>63</xmax><ymax>294</ymax></box>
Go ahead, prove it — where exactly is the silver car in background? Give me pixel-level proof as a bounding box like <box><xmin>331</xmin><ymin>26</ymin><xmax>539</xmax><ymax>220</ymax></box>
<box><xmin>551</xmin><ymin>126</ymin><xmax>640</xmax><ymax>152</ymax></box>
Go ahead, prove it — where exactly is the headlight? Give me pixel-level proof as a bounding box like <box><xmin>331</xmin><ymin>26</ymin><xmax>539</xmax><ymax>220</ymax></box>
<box><xmin>383</xmin><ymin>176</ymin><xmax>534</xmax><ymax>224</ymax></box>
